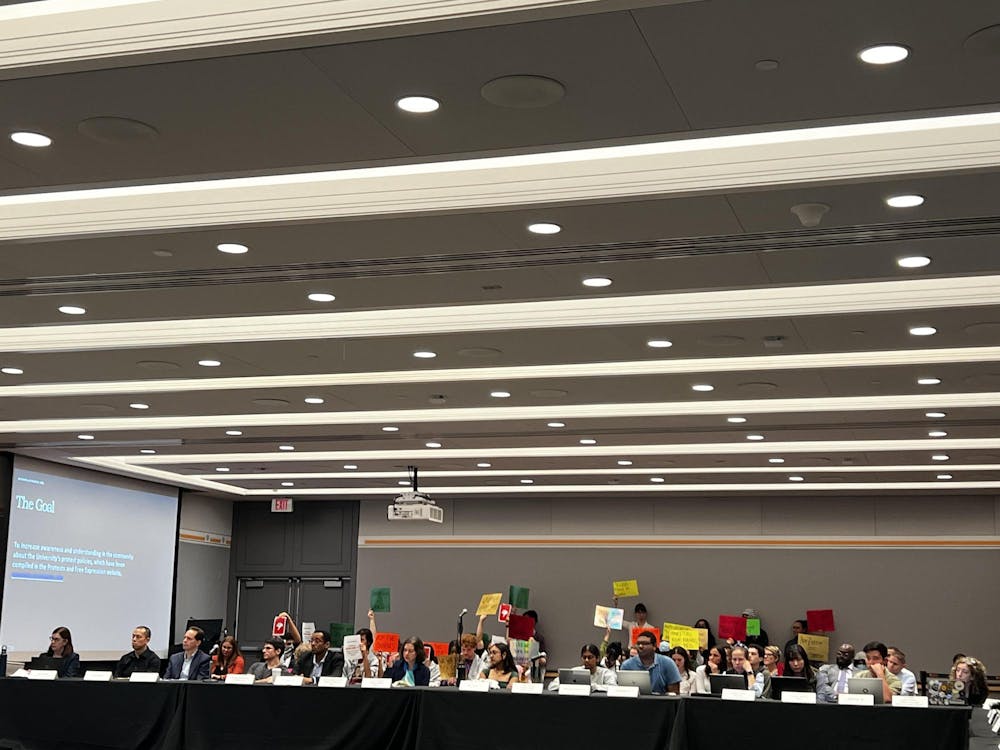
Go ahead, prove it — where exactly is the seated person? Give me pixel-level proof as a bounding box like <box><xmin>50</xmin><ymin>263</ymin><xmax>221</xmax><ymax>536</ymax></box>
<box><xmin>210</xmin><ymin>636</ymin><xmax>245</xmax><ymax>679</ymax></box>
<box><xmin>425</xmin><ymin>644</ymin><xmax>441</xmax><ymax>687</ymax></box>
<box><xmin>294</xmin><ymin>630</ymin><xmax>344</xmax><ymax>685</ymax></box>
<box><xmin>693</xmin><ymin>644</ymin><xmax>728</xmax><ymax>693</ymax></box>
<box><xmin>480</xmin><ymin>642</ymin><xmax>529</xmax><ymax>688</ymax></box>
<box><xmin>444</xmin><ymin>633</ymin><xmax>486</xmax><ymax>685</ymax></box>
<box><xmin>854</xmin><ymin>641</ymin><xmax>901</xmax><ymax>702</ymax></box>
<box><xmin>762</xmin><ymin>645</ymin><xmax>781</xmax><ymax>677</ymax></box>
<box><xmin>548</xmin><ymin>643</ymin><xmax>618</xmax><ymax>690</ymax></box>
<box><xmin>816</xmin><ymin>643</ymin><xmax>855</xmax><ymax>703</ymax></box>
<box><xmin>886</xmin><ymin>647</ymin><xmax>916</xmax><ymax>696</ymax></box>
<box><xmin>247</xmin><ymin>638</ymin><xmax>289</xmax><ymax>682</ymax></box>
<box><xmin>40</xmin><ymin>626</ymin><xmax>81</xmax><ymax>678</ymax></box>
<box><xmin>164</xmin><ymin>627</ymin><xmax>211</xmax><ymax>680</ymax></box>
<box><xmin>620</xmin><ymin>630</ymin><xmax>681</xmax><ymax>694</ymax></box>
<box><xmin>113</xmin><ymin>626</ymin><xmax>161</xmax><ymax>679</ymax></box>
<box><xmin>782</xmin><ymin>644</ymin><xmax>817</xmax><ymax>691</ymax></box>
<box><xmin>274</xmin><ymin>612</ymin><xmax>302</xmax><ymax>670</ymax></box>
<box><xmin>952</xmin><ymin>656</ymin><xmax>989</xmax><ymax>706</ymax></box>
<box><xmin>668</xmin><ymin>647</ymin><xmax>697</xmax><ymax>695</ymax></box>
<box><xmin>384</xmin><ymin>636</ymin><xmax>431</xmax><ymax>686</ymax></box>
<box><xmin>342</xmin><ymin>610</ymin><xmax>380</xmax><ymax>683</ymax></box>
<box><xmin>725</xmin><ymin>645</ymin><xmax>769</xmax><ymax>697</ymax></box>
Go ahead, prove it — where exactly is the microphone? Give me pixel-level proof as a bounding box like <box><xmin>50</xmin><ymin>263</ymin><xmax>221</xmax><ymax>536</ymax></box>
<box><xmin>459</xmin><ymin>608</ymin><xmax>468</xmax><ymax>617</ymax></box>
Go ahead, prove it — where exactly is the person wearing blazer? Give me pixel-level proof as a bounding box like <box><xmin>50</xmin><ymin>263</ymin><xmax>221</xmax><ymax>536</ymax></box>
<box><xmin>294</xmin><ymin>630</ymin><xmax>344</xmax><ymax>684</ymax></box>
<box><xmin>164</xmin><ymin>627</ymin><xmax>212</xmax><ymax>680</ymax></box>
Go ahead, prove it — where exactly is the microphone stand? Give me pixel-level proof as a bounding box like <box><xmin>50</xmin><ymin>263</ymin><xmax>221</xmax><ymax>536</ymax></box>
<box><xmin>456</xmin><ymin>611</ymin><xmax>466</xmax><ymax>685</ymax></box>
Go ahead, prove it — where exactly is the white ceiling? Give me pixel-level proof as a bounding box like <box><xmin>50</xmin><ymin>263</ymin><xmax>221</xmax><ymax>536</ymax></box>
<box><xmin>2</xmin><ymin>0</ymin><xmax>1000</xmax><ymax>499</ymax></box>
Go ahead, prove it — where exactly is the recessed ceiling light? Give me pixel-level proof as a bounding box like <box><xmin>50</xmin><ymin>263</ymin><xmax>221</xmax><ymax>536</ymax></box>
<box><xmin>396</xmin><ymin>96</ymin><xmax>439</xmax><ymax>113</ymax></box>
<box><xmin>925</xmin><ymin>411</ymin><xmax>946</xmax><ymax>418</ymax></box>
<box><xmin>304</xmin><ymin>397</ymin><xmax>325</xmax><ymax>404</ymax></box>
<box><xmin>928</xmin><ymin>430</ymin><xmax>948</xmax><ymax>438</ymax></box>
<box><xmin>129</xmin><ymin>403</ymin><xmax>149</xmax><ymax>410</ymax></box>
<box><xmin>225</xmin><ymin>430</ymin><xmax>243</xmax><ymax>436</ymax></box>
<box><xmin>77</xmin><ymin>434</ymin><xmax>95</xmax><ymax>440</ymax></box>
<box><xmin>520</xmin><ymin>479</ymin><xmax>534</xmax><ymax>484</ymax></box>
<box><xmin>859</xmin><ymin>44</ymin><xmax>910</xmax><ymax>65</ymax></box>
<box><xmin>691</xmin><ymin>384</ymin><xmax>714</xmax><ymax>392</ymax></box>
<box><xmin>617</xmin><ymin>460</ymin><xmax>633</xmax><ymax>466</ymax></box>
<box><xmin>936</xmin><ymin>474</ymin><xmax>953</xmax><ymax>480</ymax></box>
<box><xmin>58</xmin><ymin>306</ymin><xmax>86</xmax><ymax>315</ymax></box>
<box><xmin>527</xmin><ymin>222</ymin><xmax>561</xmax><ymax>235</ymax></box>
<box><xmin>650</xmin><ymin>477</ymin><xmax>665</xmax><ymax>483</ymax></box>
<box><xmin>746</xmin><ymin>434</ymin><xmax>765</xmax><ymax>441</ymax></box>
<box><xmin>398</xmin><ymin>480</ymin><xmax>410</xmax><ymax>486</ymax></box>
<box><xmin>646</xmin><ymin>339</ymin><xmax>673</xmax><ymax>349</ymax></box>
<box><xmin>932</xmin><ymin>454</ymin><xmax>950</xmax><ymax>461</ymax></box>
<box><xmin>198</xmin><ymin>359</ymin><xmax>222</xmax><ymax>367</ymax></box>
<box><xmin>344</xmin><ymin>464</ymin><xmax>358</xmax><ymax>470</ymax></box>
<box><xmin>897</xmin><ymin>256</ymin><xmax>931</xmax><ymax>269</ymax></box>
<box><xmin>215</xmin><ymin>467</ymin><xmax>230</xmax><ymax>472</ymax></box>
<box><xmin>307</xmin><ymin>292</ymin><xmax>336</xmax><ymax>303</ymax></box>
<box><xmin>217</xmin><ymin>243</ymin><xmax>249</xmax><ymax>254</ymax></box>
<box><xmin>727</xmin><ymin>416</ymin><xmax>747</xmax><ymax>424</ymax></box>
<box><xmin>580</xmin><ymin>438</ymin><xmax>597</xmax><ymax>445</ymax></box>
<box><xmin>413</xmin><ymin>350</ymin><xmax>437</xmax><ymax>359</ymax></box>
<box><xmin>917</xmin><ymin>377</ymin><xmax>941</xmax><ymax>385</ymax></box>
<box><xmin>477</xmin><ymin>462</ymin><xmax>492</xmax><ymax>468</ymax></box>
<box><xmin>139</xmin><ymin>449</ymin><xmax>156</xmax><ymax>454</ymax></box>
<box><xmin>10</xmin><ymin>131</ymin><xmax>52</xmax><ymax>147</ymax></box>
<box><xmin>278</xmin><ymin>445</ymin><xmax>295</xmax><ymax>451</ymax></box>
<box><xmin>788</xmin><ymin>476</ymin><xmax>804</xmax><ymax>482</ymax></box>
<box><xmin>426</xmin><ymin>441</ymin><xmax>442</xmax><ymax>448</ymax></box>
<box><xmin>490</xmin><ymin>390</ymin><xmax>511</xmax><ymax>398</ymax></box>
<box><xmin>1</xmin><ymin>367</ymin><xmax>23</xmax><ymax>375</ymax></box>
<box><xmin>768</xmin><ymin>458</ymin><xmax>785</xmax><ymax>464</ymax></box>
<box><xmin>909</xmin><ymin>326</ymin><xmax>937</xmax><ymax>336</ymax></box>
<box><xmin>547</xmin><ymin>422</ymin><xmax>566</xmax><ymax>428</ymax></box>
<box><xmin>582</xmin><ymin>277</ymin><xmax>612</xmax><ymax>288</ymax></box>
<box><xmin>281</xmin><ymin>482</ymin><xmax>294</xmax><ymax>487</ymax></box>
<box><xmin>382</xmin><ymin>426</ymin><xmax>399</xmax><ymax>432</ymax></box>
<box><xmin>886</xmin><ymin>194</ymin><xmax>924</xmax><ymax>208</ymax></box>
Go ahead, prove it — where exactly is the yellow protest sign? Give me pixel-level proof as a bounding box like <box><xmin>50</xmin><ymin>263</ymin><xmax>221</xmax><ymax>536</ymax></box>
<box><xmin>696</xmin><ymin>628</ymin><xmax>709</xmax><ymax>650</ymax></box>
<box><xmin>612</xmin><ymin>579</ymin><xmax>639</xmax><ymax>597</ymax></box>
<box><xmin>662</xmin><ymin>622</ymin><xmax>700</xmax><ymax>652</ymax></box>
<box><xmin>798</xmin><ymin>633</ymin><xmax>829</xmax><ymax>662</ymax></box>
<box><xmin>476</xmin><ymin>592</ymin><xmax>503</xmax><ymax>616</ymax></box>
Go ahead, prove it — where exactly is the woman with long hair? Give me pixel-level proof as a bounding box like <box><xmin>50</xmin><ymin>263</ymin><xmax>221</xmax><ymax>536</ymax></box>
<box><xmin>42</xmin><ymin>626</ymin><xmax>80</xmax><ymax>678</ymax></box>
<box><xmin>783</xmin><ymin>643</ymin><xmax>816</xmax><ymax>689</ymax></box>
<box><xmin>952</xmin><ymin>656</ymin><xmax>989</xmax><ymax>706</ymax></box>
<box><xmin>693</xmin><ymin>644</ymin><xmax>728</xmax><ymax>693</ymax></box>
<box><xmin>210</xmin><ymin>636</ymin><xmax>245</xmax><ymax>678</ymax></box>
<box><xmin>669</xmin><ymin>646</ymin><xmax>697</xmax><ymax>695</ymax></box>
<box><xmin>480</xmin><ymin>641</ymin><xmax>528</xmax><ymax>688</ymax></box>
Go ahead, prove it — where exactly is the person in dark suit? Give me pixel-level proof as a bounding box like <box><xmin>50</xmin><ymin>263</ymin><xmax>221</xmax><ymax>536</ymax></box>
<box><xmin>41</xmin><ymin>626</ymin><xmax>81</xmax><ymax>678</ymax></box>
<box><xmin>384</xmin><ymin>636</ymin><xmax>431</xmax><ymax>686</ymax></box>
<box><xmin>294</xmin><ymin>630</ymin><xmax>344</xmax><ymax>684</ymax></box>
<box><xmin>164</xmin><ymin>626</ymin><xmax>211</xmax><ymax>680</ymax></box>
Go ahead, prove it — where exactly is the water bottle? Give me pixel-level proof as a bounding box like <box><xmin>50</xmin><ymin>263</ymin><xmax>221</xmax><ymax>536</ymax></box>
<box><xmin>1</xmin><ymin>645</ymin><xmax>7</xmax><ymax>678</ymax></box>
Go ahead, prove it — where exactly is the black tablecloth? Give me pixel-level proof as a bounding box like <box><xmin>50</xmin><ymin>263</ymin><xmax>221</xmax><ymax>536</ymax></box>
<box><xmin>0</xmin><ymin>680</ymin><xmax>972</xmax><ymax>750</ymax></box>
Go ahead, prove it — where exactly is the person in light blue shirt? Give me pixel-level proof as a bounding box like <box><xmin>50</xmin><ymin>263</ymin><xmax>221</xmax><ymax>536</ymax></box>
<box><xmin>619</xmin><ymin>630</ymin><xmax>681</xmax><ymax>693</ymax></box>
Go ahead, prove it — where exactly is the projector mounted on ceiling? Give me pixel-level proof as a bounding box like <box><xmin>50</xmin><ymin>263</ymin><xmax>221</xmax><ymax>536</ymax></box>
<box><xmin>387</xmin><ymin>465</ymin><xmax>443</xmax><ymax>523</ymax></box>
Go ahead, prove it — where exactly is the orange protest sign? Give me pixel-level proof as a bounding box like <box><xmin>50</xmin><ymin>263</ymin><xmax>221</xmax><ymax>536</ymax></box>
<box><xmin>372</xmin><ymin>632</ymin><xmax>399</xmax><ymax>653</ymax></box>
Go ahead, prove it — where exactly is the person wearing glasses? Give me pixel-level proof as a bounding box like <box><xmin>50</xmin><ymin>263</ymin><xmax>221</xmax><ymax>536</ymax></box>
<box><xmin>480</xmin><ymin>642</ymin><xmax>529</xmax><ymax>688</ymax></box>
<box><xmin>620</xmin><ymin>630</ymin><xmax>681</xmax><ymax>694</ymax></box>
<box><xmin>39</xmin><ymin>626</ymin><xmax>80</xmax><ymax>678</ymax></box>
<box><xmin>113</xmin><ymin>626</ymin><xmax>161</xmax><ymax>679</ymax></box>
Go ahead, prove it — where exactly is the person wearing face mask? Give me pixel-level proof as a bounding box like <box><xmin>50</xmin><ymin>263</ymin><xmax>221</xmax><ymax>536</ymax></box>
<box><xmin>384</xmin><ymin>636</ymin><xmax>431</xmax><ymax>686</ymax></box>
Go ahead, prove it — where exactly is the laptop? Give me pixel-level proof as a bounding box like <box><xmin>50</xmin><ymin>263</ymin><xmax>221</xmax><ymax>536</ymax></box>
<box><xmin>847</xmin><ymin>677</ymin><xmax>884</xmax><ymax>704</ymax></box>
<box><xmin>616</xmin><ymin>670</ymin><xmax>652</xmax><ymax>694</ymax></box>
<box><xmin>926</xmin><ymin>678</ymin><xmax>967</xmax><ymax>706</ymax></box>
<box><xmin>27</xmin><ymin>656</ymin><xmax>64</xmax><ymax>672</ymax></box>
<box><xmin>768</xmin><ymin>676</ymin><xmax>810</xmax><ymax>700</ymax></box>
<box><xmin>710</xmin><ymin>674</ymin><xmax>749</xmax><ymax>695</ymax></box>
<box><xmin>558</xmin><ymin>668</ymin><xmax>592</xmax><ymax>687</ymax></box>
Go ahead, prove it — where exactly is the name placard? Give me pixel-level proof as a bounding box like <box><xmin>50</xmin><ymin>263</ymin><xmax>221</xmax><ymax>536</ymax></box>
<box><xmin>83</xmin><ymin>670</ymin><xmax>113</xmax><ymax>682</ymax></box>
<box><xmin>273</xmin><ymin>674</ymin><xmax>304</xmax><ymax>687</ymax></box>
<box><xmin>361</xmin><ymin>677</ymin><xmax>392</xmax><ymax>690</ymax></box>
<box><xmin>721</xmin><ymin>688</ymin><xmax>756</xmax><ymax>702</ymax></box>
<box><xmin>606</xmin><ymin>685</ymin><xmax>641</xmax><ymax>698</ymax></box>
<box><xmin>224</xmin><ymin>674</ymin><xmax>255</xmax><ymax>685</ymax></box>
<box><xmin>838</xmin><ymin>693</ymin><xmax>875</xmax><ymax>706</ymax></box>
<box><xmin>459</xmin><ymin>679</ymin><xmax>491</xmax><ymax>692</ymax></box>
<box><xmin>129</xmin><ymin>671</ymin><xmax>159</xmax><ymax>683</ymax></box>
<box><xmin>318</xmin><ymin>676</ymin><xmax>348</xmax><ymax>688</ymax></box>
<box><xmin>558</xmin><ymin>683</ymin><xmax>591</xmax><ymax>696</ymax></box>
<box><xmin>781</xmin><ymin>691</ymin><xmax>817</xmax><ymax>704</ymax></box>
<box><xmin>27</xmin><ymin>670</ymin><xmax>58</xmax><ymax>681</ymax></box>
<box><xmin>511</xmin><ymin>682</ymin><xmax>543</xmax><ymax>694</ymax></box>
<box><xmin>892</xmin><ymin>695</ymin><xmax>928</xmax><ymax>708</ymax></box>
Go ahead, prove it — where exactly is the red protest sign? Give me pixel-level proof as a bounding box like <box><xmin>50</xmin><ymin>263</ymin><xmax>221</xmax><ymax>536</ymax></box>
<box><xmin>507</xmin><ymin>614</ymin><xmax>535</xmax><ymax>641</ymax></box>
<box><xmin>425</xmin><ymin>641</ymin><xmax>450</xmax><ymax>658</ymax></box>
<box><xmin>497</xmin><ymin>603</ymin><xmax>513</xmax><ymax>623</ymax></box>
<box><xmin>372</xmin><ymin>632</ymin><xmax>400</xmax><ymax>653</ymax></box>
<box><xmin>272</xmin><ymin>616</ymin><xmax>287</xmax><ymax>638</ymax></box>
<box><xmin>806</xmin><ymin>609</ymin><xmax>835</xmax><ymax>632</ymax></box>
<box><xmin>630</xmin><ymin>627</ymin><xmax>659</xmax><ymax>645</ymax></box>
<box><xmin>717</xmin><ymin>615</ymin><xmax>746</xmax><ymax>641</ymax></box>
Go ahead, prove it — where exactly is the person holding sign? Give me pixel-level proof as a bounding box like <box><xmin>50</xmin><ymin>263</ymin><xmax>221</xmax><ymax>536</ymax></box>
<box><xmin>620</xmin><ymin>630</ymin><xmax>681</xmax><ymax>694</ymax></box>
<box><xmin>341</xmin><ymin>610</ymin><xmax>380</xmax><ymax>683</ymax></box>
<box><xmin>693</xmin><ymin>644</ymin><xmax>728</xmax><ymax>694</ymax></box>
<box><xmin>273</xmin><ymin>612</ymin><xmax>302</xmax><ymax>670</ymax></box>
<box><xmin>547</xmin><ymin>643</ymin><xmax>617</xmax><ymax>690</ymax></box>
<box><xmin>294</xmin><ymin>630</ymin><xmax>344</xmax><ymax>685</ymax></box>
<box><xmin>383</xmin><ymin>637</ymin><xmax>431</xmax><ymax>686</ymax></box>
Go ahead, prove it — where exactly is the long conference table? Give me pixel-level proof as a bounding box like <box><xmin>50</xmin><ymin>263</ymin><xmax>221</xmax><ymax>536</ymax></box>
<box><xmin>0</xmin><ymin>679</ymin><xmax>974</xmax><ymax>750</ymax></box>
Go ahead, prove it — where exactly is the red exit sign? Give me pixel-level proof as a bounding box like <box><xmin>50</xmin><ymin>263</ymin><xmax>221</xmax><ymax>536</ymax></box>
<box><xmin>271</xmin><ymin>498</ymin><xmax>294</xmax><ymax>513</ymax></box>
